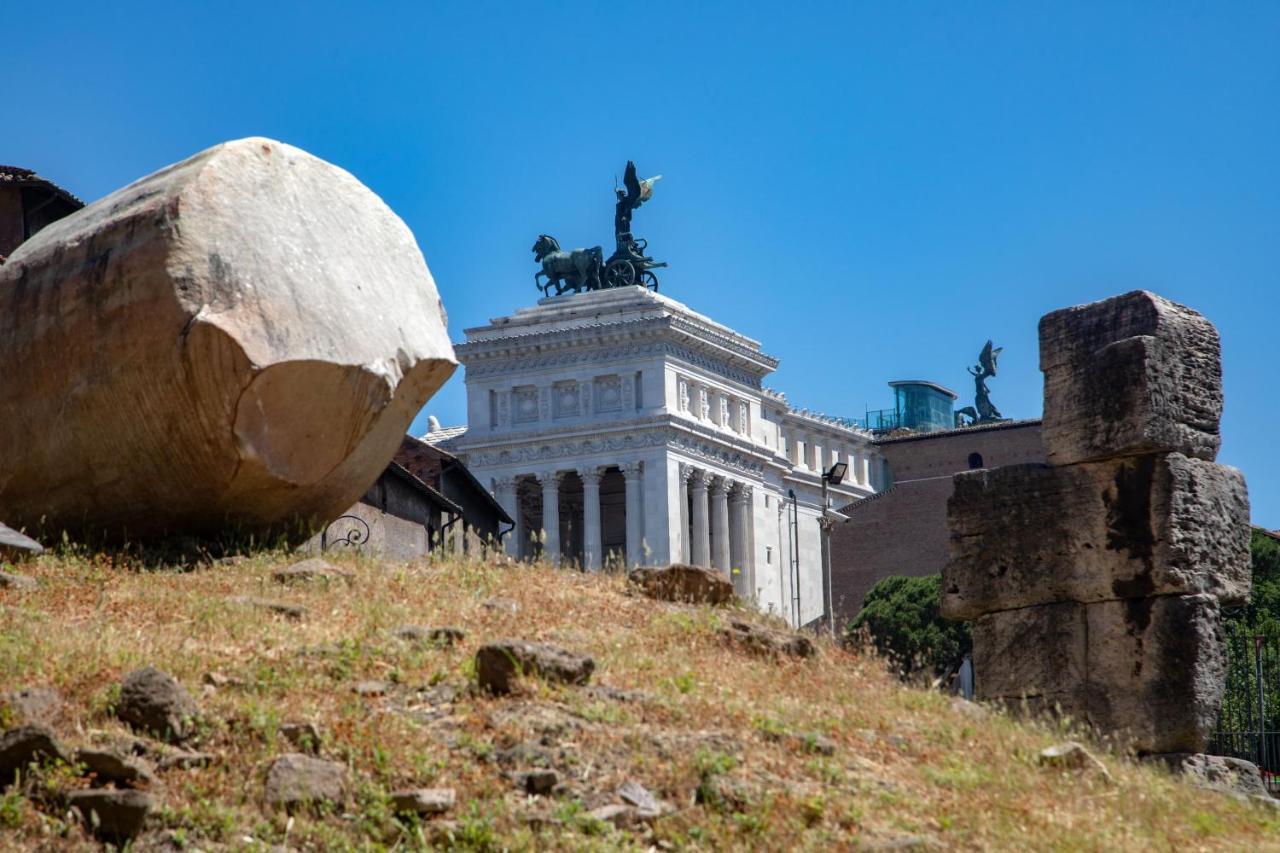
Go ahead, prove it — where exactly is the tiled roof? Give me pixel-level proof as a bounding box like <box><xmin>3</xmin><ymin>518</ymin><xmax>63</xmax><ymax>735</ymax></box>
<box><xmin>0</xmin><ymin>165</ymin><xmax>84</xmax><ymax>207</ymax></box>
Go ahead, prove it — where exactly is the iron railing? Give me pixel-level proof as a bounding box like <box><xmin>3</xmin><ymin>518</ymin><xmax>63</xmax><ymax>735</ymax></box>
<box><xmin>1207</xmin><ymin>625</ymin><xmax>1280</xmax><ymax>794</ymax></box>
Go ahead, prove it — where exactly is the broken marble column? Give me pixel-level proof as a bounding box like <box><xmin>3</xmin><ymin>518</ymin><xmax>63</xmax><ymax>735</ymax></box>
<box><xmin>944</xmin><ymin>290</ymin><xmax>1250</xmax><ymax>757</ymax></box>
<box><xmin>0</xmin><ymin>138</ymin><xmax>456</xmax><ymax>541</ymax></box>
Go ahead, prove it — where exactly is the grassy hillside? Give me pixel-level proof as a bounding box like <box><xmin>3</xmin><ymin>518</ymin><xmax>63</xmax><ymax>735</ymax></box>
<box><xmin>0</xmin><ymin>549</ymin><xmax>1277</xmax><ymax>850</ymax></box>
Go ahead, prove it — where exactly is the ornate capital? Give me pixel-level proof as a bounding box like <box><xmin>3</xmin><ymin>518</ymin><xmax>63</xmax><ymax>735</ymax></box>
<box><xmin>708</xmin><ymin>475</ymin><xmax>729</xmax><ymax>495</ymax></box>
<box><xmin>620</xmin><ymin>460</ymin><xmax>643</xmax><ymax>479</ymax></box>
<box><xmin>492</xmin><ymin>476</ymin><xmax>516</xmax><ymax>492</ymax></box>
<box><xmin>536</xmin><ymin>470</ymin><xmax>565</xmax><ymax>488</ymax></box>
<box><xmin>688</xmin><ymin>468</ymin><xmax>709</xmax><ymax>490</ymax></box>
<box><xmin>577</xmin><ymin>465</ymin><xmax>603</xmax><ymax>485</ymax></box>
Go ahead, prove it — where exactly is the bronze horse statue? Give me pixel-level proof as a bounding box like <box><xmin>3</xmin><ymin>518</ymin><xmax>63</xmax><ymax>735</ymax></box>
<box><xmin>532</xmin><ymin>235</ymin><xmax>603</xmax><ymax>296</ymax></box>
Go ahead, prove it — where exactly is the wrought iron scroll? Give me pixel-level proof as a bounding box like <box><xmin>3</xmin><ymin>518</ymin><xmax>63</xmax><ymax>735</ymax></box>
<box><xmin>322</xmin><ymin>514</ymin><xmax>371</xmax><ymax>551</ymax></box>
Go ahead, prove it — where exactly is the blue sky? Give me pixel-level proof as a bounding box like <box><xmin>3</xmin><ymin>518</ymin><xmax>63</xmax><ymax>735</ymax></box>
<box><xmin>8</xmin><ymin>3</ymin><xmax>1279</xmax><ymax>524</ymax></box>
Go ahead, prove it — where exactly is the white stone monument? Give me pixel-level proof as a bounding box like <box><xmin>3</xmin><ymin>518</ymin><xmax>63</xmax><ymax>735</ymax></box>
<box><xmin>430</xmin><ymin>286</ymin><xmax>878</xmax><ymax>626</ymax></box>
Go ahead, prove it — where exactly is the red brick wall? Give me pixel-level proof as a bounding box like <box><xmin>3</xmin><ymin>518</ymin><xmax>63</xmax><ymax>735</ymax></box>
<box><xmin>0</xmin><ymin>187</ymin><xmax>24</xmax><ymax>259</ymax></box>
<box><xmin>830</xmin><ymin>420</ymin><xmax>1044</xmax><ymax>624</ymax></box>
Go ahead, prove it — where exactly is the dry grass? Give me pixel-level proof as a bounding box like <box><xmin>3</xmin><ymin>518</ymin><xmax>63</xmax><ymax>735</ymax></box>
<box><xmin>1</xmin><ymin>548</ymin><xmax>1277</xmax><ymax>851</ymax></box>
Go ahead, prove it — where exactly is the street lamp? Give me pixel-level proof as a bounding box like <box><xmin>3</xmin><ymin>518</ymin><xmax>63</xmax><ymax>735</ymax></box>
<box><xmin>820</xmin><ymin>461</ymin><xmax>848</xmax><ymax>637</ymax></box>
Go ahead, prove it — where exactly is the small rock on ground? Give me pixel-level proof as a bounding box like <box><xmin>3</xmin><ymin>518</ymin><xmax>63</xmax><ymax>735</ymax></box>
<box><xmin>629</xmin><ymin>564</ymin><xmax>735</xmax><ymax>605</ymax></box>
<box><xmin>0</xmin><ymin>724</ymin><xmax>70</xmax><ymax>782</ymax></box>
<box><xmin>264</xmin><ymin>753</ymin><xmax>348</xmax><ymax>812</ymax></box>
<box><xmin>480</xmin><ymin>596</ymin><xmax>519</xmax><ymax>614</ymax></box>
<box><xmin>272</xmin><ymin>558</ymin><xmax>355</xmax><ymax>585</ymax></box>
<box><xmin>116</xmin><ymin>667</ymin><xmax>201</xmax><ymax>743</ymax></box>
<box><xmin>515</xmin><ymin>768</ymin><xmax>558</xmax><ymax>795</ymax></box>
<box><xmin>395</xmin><ymin>625</ymin><xmax>466</xmax><ymax>646</ymax></box>
<box><xmin>390</xmin><ymin>787</ymin><xmax>456</xmax><ymax>815</ymax></box>
<box><xmin>618</xmin><ymin>779</ymin><xmax>658</xmax><ymax>812</ymax></box>
<box><xmin>352</xmin><ymin>680</ymin><xmax>392</xmax><ymax>697</ymax></box>
<box><xmin>74</xmin><ymin>748</ymin><xmax>156</xmax><ymax>787</ymax></box>
<box><xmin>0</xmin><ymin>570</ymin><xmax>36</xmax><ymax>590</ymax></box>
<box><xmin>588</xmin><ymin>803</ymin><xmax>636</xmax><ymax>827</ymax></box>
<box><xmin>476</xmin><ymin>640</ymin><xmax>595</xmax><ymax>695</ymax></box>
<box><xmin>720</xmin><ymin>620</ymin><xmax>815</xmax><ymax>659</ymax></box>
<box><xmin>228</xmin><ymin>596</ymin><xmax>307</xmax><ymax>620</ymax></box>
<box><xmin>67</xmin><ymin>788</ymin><xmax>152</xmax><ymax>843</ymax></box>
<box><xmin>1039</xmin><ymin>742</ymin><xmax>1112</xmax><ymax>782</ymax></box>
<box><xmin>280</xmin><ymin>721</ymin><xmax>322</xmax><ymax>755</ymax></box>
<box><xmin>1148</xmin><ymin>752</ymin><xmax>1268</xmax><ymax>798</ymax></box>
<box><xmin>1</xmin><ymin>687</ymin><xmax>63</xmax><ymax>726</ymax></box>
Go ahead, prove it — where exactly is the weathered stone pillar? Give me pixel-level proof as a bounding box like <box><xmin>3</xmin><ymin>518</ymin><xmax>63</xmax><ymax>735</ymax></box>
<box><xmin>579</xmin><ymin>466</ymin><xmax>602</xmax><ymax>572</ymax></box>
<box><xmin>729</xmin><ymin>485</ymin><xmax>751</xmax><ymax>596</ymax></box>
<box><xmin>943</xmin><ymin>290</ymin><xmax>1250</xmax><ymax>757</ymax></box>
<box><xmin>689</xmin><ymin>470</ymin><xmax>711</xmax><ymax>568</ymax></box>
<box><xmin>678</xmin><ymin>463</ymin><xmax>691</xmax><ymax>564</ymax></box>
<box><xmin>537</xmin><ymin>471</ymin><xmax>563</xmax><ymax>566</ymax></box>
<box><xmin>710</xmin><ymin>477</ymin><xmax>730</xmax><ymax>574</ymax></box>
<box><xmin>493</xmin><ymin>476</ymin><xmax>518</xmax><ymax>557</ymax></box>
<box><xmin>621</xmin><ymin>461</ymin><xmax>644</xmax><ymax>568</ymax></box>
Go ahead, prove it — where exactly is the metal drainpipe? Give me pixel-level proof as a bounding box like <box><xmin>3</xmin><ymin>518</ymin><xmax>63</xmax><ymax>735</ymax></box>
<box><xmin>440</xmin><ymin>513</ymin><xmax>461</xmax><ymax>553</ymax></box>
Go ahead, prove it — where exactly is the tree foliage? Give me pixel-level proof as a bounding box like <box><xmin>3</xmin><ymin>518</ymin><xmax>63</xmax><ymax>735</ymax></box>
<box><xmin>847</xmin><ymin>574</ymin><xmax>971</xmax><ymax>679</ymax></box>
<box><xmin>1224</xmin><ymin>530</ymin><xmax>1280</xmax><ymax>636</ymax></box>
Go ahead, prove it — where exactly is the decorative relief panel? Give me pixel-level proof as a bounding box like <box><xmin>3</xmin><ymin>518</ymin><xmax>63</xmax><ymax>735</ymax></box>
<box><xmin>620</xmin><ymin>374</ymin><xmax>635</xmax><ymax>411</ymax></box>
<box><xmin>719</xmin><ymin>396</ymin><xmax>731</xmax><ymax>428</ymax></box>
<box><xmin>594</xmin><ymin>375</ymin><xmax>623</xmax><ymax>413</ymax></box>
<box><xmin>738</xmin><ymin>401</ymin><xmax>750</xmax><ymax>435</ymax></box>
<box><xmin>538</xmin><ymin>386</ymin><xmax>552</xmax><ymax>421</ymax></box>
<box><xmin>698</xmin><ymin>386</ymin><xmax>710</xmax><ymax>420</ymax></box>
<box><xmin>496</xmin><ymin>390</ymin><xmax>511</xmax><ymax>427</ymax></box>
<box><xmin>552</xmin><ymin>380</ymin><xmax>580</xmax><ymax>419</ymax></box>
<box><xmin>678</xmin><ymin>377</ymin><xmax>690</xmax><ymax>412</ymax></box>
<box><xmin>513</xmin><ymin>386</ymin><xmax>539</xmax><ymax>424</ymax></box>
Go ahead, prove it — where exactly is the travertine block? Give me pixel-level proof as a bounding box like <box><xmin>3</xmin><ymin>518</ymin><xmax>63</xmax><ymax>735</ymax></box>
<box><xmin>972</xmin><ymin>602</ymin><xmax>1087</xmax><ymax>718</ymax></box>
<box><xmin>942</xmin><ymin>454</ymin><xmax>1250</xmax><ymax>620</ymax></box>
<box><xmin>1085</xmin><ymin>594</ymin><xmax>1225</xmax><ymax>754</ymax></box>
<box><xmin>0</xmin><ymin>138</ymin><xmax>456</xmax><ymax>541</ymax></box>
<box><xmin>1039</xmin><ymin>291</ymin><xmax>1222</xmax><ymax>466</ymax></box>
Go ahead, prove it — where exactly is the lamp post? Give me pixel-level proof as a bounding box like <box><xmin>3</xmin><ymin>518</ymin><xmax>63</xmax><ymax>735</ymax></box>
<box><xmin>820</xmin><ymin>461</ymin><xmax>848</xmax><ymax>638</ymax></box>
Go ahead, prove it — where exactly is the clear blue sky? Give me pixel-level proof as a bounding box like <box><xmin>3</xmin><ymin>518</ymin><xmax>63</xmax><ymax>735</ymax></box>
<box><xmin>8</xmin><ymin>3</ymin><xmax>1279</xmax><ymax>524</ymax></box>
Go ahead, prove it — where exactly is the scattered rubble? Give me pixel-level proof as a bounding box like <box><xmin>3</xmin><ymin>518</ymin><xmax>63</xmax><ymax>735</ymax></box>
<box><xmin>227</xmin><ymin>596</ymin><xmax>308</xmax><ymax>621</ymax></box>
<box><xmin>629</xmin><ymin>563</ymin><xmax>735</xmax><ymax>605</ymax></box>
<box><xmin>67</xmin><ymin>788</ymin><xmax>153</xmax><ymax>843</ymax></box>
<box><xmin>390</xmin><ymin>787</ymin><xmax>456</xmax><ymax>815</ymax></box>
<box><xmin>264</xmin><ymin>753</ymin><xmax>349</xmax><ymax>812</ymax></box>
<box><xmin>475</xmin><ymin>641</ymin><xmax>595</xmax><ymax>695</ymax></box>
<box><xmin>0</xmin><ymin>724</ymin><xmax>70</xmax><ymax>783</ymax></box>
<box><xmin>272</xmin><ymin>558</ymin><xmax>355</xmax><ymax>585</ymax></box>
<box><xmin>116</xmin><ymin>667</ymin><xmax>201</xmax><ymax>743</ymax></box>
<box><xmin>720</xmin><ymin>620</ymin><xmax>815</xmax><ymax>659</ymax></box>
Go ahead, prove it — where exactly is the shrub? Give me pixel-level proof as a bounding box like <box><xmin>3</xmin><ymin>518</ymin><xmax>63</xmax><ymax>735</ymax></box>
<box><xmin>847</xmin><ymin>574</ymin><xmax>970</xmax><ymax>679</ymax></box>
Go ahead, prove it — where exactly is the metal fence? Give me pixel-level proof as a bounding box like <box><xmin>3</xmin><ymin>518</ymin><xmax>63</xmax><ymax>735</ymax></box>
<box><xmin>1207</xmin><ymin>626</ymin><xmax>1280</xmax><ymax>794</ymax></box>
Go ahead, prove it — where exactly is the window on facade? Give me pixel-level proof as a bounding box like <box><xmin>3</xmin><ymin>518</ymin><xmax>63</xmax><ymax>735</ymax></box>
<box><xmin>634</xmin><ymin>371</ymin><xmax>643</xmax><ymax>409</ymax></box>
<box><xmin>764</xmin><ymin>494</ymin><xmax>770</xmax><ymax>508</ymax></box>
<box><xmin>765</xmin><ymin>545</ymin><xmax>773</xmax><ymax>564</ymax></box>
<box><xmin>968</xmin><ymin>452</ymin><xmax>984</xmax><ymax>469</ymax></box>
<box><xmin>488</xmin><ymin>389</ymin><xmax>497</xmax><ymax>428</ymax></box>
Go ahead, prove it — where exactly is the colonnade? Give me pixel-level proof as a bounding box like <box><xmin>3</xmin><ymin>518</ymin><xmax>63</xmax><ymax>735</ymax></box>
<box><xmin>492</xmin><ymin>462</ymin><xmax>643</xmax><ymax>570</ymax></box>
<box><xmin>677</xmin><ymin>463</ymin><xmax>753</xmax><ymax>583</ymax></box>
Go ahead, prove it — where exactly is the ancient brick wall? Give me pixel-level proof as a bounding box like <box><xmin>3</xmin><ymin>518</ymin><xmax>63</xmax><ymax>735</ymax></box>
<box><xmin>829</xmin><ymin>420</ymin><xmax>1044</xmax><ymax>623</ymax></box>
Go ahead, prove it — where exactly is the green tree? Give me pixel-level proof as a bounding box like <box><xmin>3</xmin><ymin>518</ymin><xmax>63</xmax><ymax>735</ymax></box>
<box><xmin>1224</xmin><ymin>530</ymin><xmax>1280</xmax><ymax>636</ymax></box>
<box><xmin>847</xmin><ymin>574</ymin><xmax>971</xmax><ymax>679</ymax></box>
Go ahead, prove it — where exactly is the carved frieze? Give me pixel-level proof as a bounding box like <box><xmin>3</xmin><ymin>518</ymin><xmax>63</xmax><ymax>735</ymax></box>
<box><xmin>553</xmin><ymin>380</ymin><xmax>580</xmax><ymax>419</ymax></box>
<box><xmin>513</xmin><ymin>386</ymin><xmax>539</xmax><ymax>424</ymax></box>
<box><xmin>595</xmin><ymin>375</ymin><xmax>623</xmax><ymax>413</ymax></box>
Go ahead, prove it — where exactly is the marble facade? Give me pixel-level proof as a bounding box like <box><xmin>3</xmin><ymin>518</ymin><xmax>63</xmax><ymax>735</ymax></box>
<box><xmin>430</xmin><ymin>286</ymin><xmax>879</xmax><ymax>626</ymax></box>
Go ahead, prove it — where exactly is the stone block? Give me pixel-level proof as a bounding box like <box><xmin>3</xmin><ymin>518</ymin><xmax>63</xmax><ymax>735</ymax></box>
<box><xmin>942</xmin><ymin>454</ymin><xmax>1250</xmax><ymax>620</ymax></box>
<box><xmin>1085</xmin><ymin>594</ymin><xmax>1225</xmax><ymax>754</ymax></box>
<box><xmin>0</xmin><ymin>137</ymin><xmax>456</xmax><ymax>542</ymax></box>
<box><xmin>971</xmin><ymin>602</ymin><xmax>1088</xmax><ymax>717</ymax></box>
<box><xmin>1039</xmin><ymin>290</ymin><xmax>1222</xmax><ymax>466</ymax></box>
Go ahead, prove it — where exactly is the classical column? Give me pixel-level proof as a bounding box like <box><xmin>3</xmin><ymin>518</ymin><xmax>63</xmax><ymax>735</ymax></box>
<box><xmin>855</xmin><ymin>449</ymin><xmax>869</xmax><ymax>487</ymax></box>
<box><xmin>710</xmin><ymin>476</ymin><xmax>730</xmax><ymax>574</ymax></box>
<box><xmin>622</xmin><ymin>461</ymin><xmax>644</xmax><ymax>568</ymax></box>
<box><xmin>579</xmin><ymin>466</ymin><xmax>602</xmax><ymax>572</ymax></box>
<box><xmin>493</xmin><ymin>476</ymin><xmax>519</xmax><ymax>557</ymax></box>
<box><xmin>678</xmin><ymin>463</ymin><xmax>691</xmax><ymax>563</ymax></box>
<box><xmin>537</xmin><ymin>470</ymin><xmax>563</xmax><ymax>566</ymax></box>
<box><xmin>689</xmin><ymin>469</ymin><xmax>711</xmax><ymax>568</ymax></box>
<box><xmin>729</xmin><ymin>485</ymin><xmax>752</xmax><ymax>596</ymax></box>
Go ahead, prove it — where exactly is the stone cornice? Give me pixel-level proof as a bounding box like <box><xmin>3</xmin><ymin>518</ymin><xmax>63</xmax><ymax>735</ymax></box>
<box><xmin>456</xmin><ymin>314</ymin><xmax>779</xmax><ymax>381</ymax></box>
<box><xmin>453</xmin><ymin>414</ymin><xmax>797</xmax><ymax>478</ymax></box>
